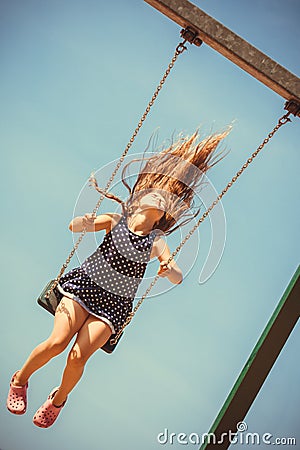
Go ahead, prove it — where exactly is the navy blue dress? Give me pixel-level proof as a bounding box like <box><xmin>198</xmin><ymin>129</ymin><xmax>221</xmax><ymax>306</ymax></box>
<box><xmin>56</xmin><ymin>214</ymin><xmax>157</xmax><ymax>334</ymax></box>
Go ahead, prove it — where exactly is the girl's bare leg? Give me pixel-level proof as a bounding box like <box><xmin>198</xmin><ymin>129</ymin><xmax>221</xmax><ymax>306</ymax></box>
<box><xmin>13</xmin><ymin>297</ymin><xmax>89</xmax><ymax>386</ymax></box>
<box><xmin>52</xmin><ymin>316</ymin><xmax>111</xmax><ymax>406</ymax></box>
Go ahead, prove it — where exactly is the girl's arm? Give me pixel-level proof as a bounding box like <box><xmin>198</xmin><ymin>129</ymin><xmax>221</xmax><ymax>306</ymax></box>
<box><xmin>69</xmin><ymin>213</ymin><xmax>118</xmax><ymax>233</ymax></box>
<box><xmin>152</xmin><ymin>236</ymin><xmax>183</xmax><ymax>285</ymax></box>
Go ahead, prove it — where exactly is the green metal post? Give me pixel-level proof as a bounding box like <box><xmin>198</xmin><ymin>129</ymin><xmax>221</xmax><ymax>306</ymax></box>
<box><xmin>200</xmin><ymin>266</ymin><xmax>300</xmax><ymax>449</ymax></box>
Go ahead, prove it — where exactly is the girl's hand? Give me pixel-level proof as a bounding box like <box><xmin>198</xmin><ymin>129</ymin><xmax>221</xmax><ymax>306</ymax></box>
<box><xmin>82</xmin><ymin>213</ymin><xmax>96</xmax><ymax>231</ymax></box>
<box><xmin>157</xmin><ymin>260</ymin><xmax>172</xmax><ymax>278</ymax></box>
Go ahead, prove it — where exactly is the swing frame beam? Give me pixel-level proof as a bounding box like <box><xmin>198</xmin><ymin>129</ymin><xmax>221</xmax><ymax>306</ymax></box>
<box><xmin>144</xmin><ymin>0</ymin><xmax>300</xmax><ymax>110</ymax></box>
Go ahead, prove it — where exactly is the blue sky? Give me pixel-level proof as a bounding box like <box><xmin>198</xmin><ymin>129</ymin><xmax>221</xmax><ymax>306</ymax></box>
<box><xmin>0</xmin><ymin>1</ymin><xmax>299</xmax><ymax>449</ymax></box>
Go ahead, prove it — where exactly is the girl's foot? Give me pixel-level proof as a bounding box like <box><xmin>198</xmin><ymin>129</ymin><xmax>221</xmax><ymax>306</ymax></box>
<box><xmin>6</xmin><ymin>371</ymin><xmax>29</xmax><ymax>415</ymax></box>
<box><xmin>33</xmin><ymin>387</ymin><xmax>67</xmax><ymax>428</ymax></box>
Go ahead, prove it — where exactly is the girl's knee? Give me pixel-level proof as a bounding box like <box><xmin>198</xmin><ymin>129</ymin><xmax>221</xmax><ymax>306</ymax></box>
<box><xmin>67</xmin><ymin>345</ymin><xmax>90</xmax><ymax>368</ymax></box>
<box><xmin>67</xmin><ymin>343</ymin><xmax>95</xmax><ymax>367</ymax></box>
<box><xmin>45</xmin><ymin>337</ymin><xmax>70</xmax><ymax>356</ymax></box>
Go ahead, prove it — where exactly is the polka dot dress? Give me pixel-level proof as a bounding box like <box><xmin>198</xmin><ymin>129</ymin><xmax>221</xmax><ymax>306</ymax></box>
<box><xmin>56</xmin><ymin>214</ymin><xmax>156</xmax><ymax>334</ymax></box>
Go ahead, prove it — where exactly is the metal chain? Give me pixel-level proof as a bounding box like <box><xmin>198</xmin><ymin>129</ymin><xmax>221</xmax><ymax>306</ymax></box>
<box><xmin>110</xmin><ymin>110</ymin><xmax>292</xmax><ymax>345</ymax></box>
<box><xmin>45</xmin><ymin>39</ymin><xmax>188</xmax><ymax>299</ymax></box>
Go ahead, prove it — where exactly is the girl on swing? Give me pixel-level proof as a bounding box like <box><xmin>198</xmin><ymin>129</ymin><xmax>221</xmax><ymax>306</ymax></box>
<box><xmin>7</xmin><ymin>129</ymin><xmax>228</xmax><ymax>428</ymax></box>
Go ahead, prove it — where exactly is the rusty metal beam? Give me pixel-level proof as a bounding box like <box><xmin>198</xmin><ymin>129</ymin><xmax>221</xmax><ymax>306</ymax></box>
<box><xmin>144</xmin><ymin>0</ymin><xmax>300</xmax><ymax>106</ymax></box>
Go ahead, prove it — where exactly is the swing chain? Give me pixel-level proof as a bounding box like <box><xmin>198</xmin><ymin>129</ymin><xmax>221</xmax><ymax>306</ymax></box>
<box><xmin>176</xmin><ymin>41</ymin><xmax>188</xmax><ymax>54</ymax></box>
<box><xmin>110</xmin><ymin>109</ymin><xmax>292</xmax><ymax>346</ymax></box>
<box><xmin>110</xmin><ymin>275</ymin><xmax>161</xmax><ymax>345</ymax></box>
<box><xmin>44</xmin><ymin>33</ymin><xmax>189</xmax><ymax>300</ymax></box>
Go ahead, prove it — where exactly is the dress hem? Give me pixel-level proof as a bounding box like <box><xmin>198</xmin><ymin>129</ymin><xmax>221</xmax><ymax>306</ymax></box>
<box><xmin>56</xmin><ymin>284</ymin><xmax>116</xmax><ymax>334</ymax></box>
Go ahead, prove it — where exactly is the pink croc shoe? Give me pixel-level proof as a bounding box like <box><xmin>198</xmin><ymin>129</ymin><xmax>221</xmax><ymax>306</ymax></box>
<box><xmin>7</xmin><ymin>371</ymin><xmax>29</xmax><ymax>415</ymax></box>
<box><xmin>33</xmin><ymin>387</ymin><xmax>67</xmax><ymax>428</ymax></box>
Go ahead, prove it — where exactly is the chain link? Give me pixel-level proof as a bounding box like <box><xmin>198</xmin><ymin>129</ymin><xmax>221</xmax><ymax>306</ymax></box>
<box><xmin>44</xmin><ymin>38</ymin><xmax>187</xmax><ymax>300</ymax></box>
<box><xmin>110</xmin><ymin>111</ymin><xmax>292</xmax><ymax>345</ymax></box>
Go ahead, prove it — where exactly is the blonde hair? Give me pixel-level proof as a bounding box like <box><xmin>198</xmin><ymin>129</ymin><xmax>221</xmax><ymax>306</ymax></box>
<box><xmin>90</xmin><ymin>129</ymin><xmax>229</xmax><ymax>235</ymax></box>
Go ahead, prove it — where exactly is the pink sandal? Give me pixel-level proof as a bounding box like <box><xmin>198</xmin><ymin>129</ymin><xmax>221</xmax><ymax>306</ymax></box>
<box><xmin>33</xmin><ymin>387</ymin><xmax>67</xmax><ymax>428</ymax></box>
<box><xmin>6</xmin><ymin>371</ymin><xmax>29</xmax><ymax>415</ymax></box>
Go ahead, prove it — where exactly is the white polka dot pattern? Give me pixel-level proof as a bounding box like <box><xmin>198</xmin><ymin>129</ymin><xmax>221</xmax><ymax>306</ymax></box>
<box><xmin>57</xmin><ymin>215</ymin><xmax>156</xmax><ymax>333</ymax></box>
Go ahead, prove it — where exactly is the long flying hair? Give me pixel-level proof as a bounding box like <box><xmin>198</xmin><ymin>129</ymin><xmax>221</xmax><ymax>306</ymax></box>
<box><xmin>90</xmin><ymin>129</ymin><xmax>230</xmax><ymax>235</ymax></box>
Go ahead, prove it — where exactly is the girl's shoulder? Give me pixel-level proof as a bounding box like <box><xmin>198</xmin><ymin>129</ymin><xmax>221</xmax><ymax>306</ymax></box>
<box><xmin>93</xmin><ymin>213</ymin><xmax>122</xmax><ymax>234</ymax></box>
<box><xmin>150</xmin><ymin>233</ymin><xmax>167</xmax><ymax>259</ymax></box>
<box><xmin>107</xmin><ymin>213</ymin><xmax>123</xmax><ymax>234</ymax></box>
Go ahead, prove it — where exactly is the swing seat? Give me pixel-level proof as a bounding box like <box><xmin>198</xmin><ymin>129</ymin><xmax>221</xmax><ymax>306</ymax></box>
<box><xmin>37</xmin><ymin>281</ymin><xmax>123</xmax><ymax>354</ymax></box>
<box><xmin>37</xmin><ymin>280</ymin><xmax>60</xmax><ymax>315</ymax></box>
